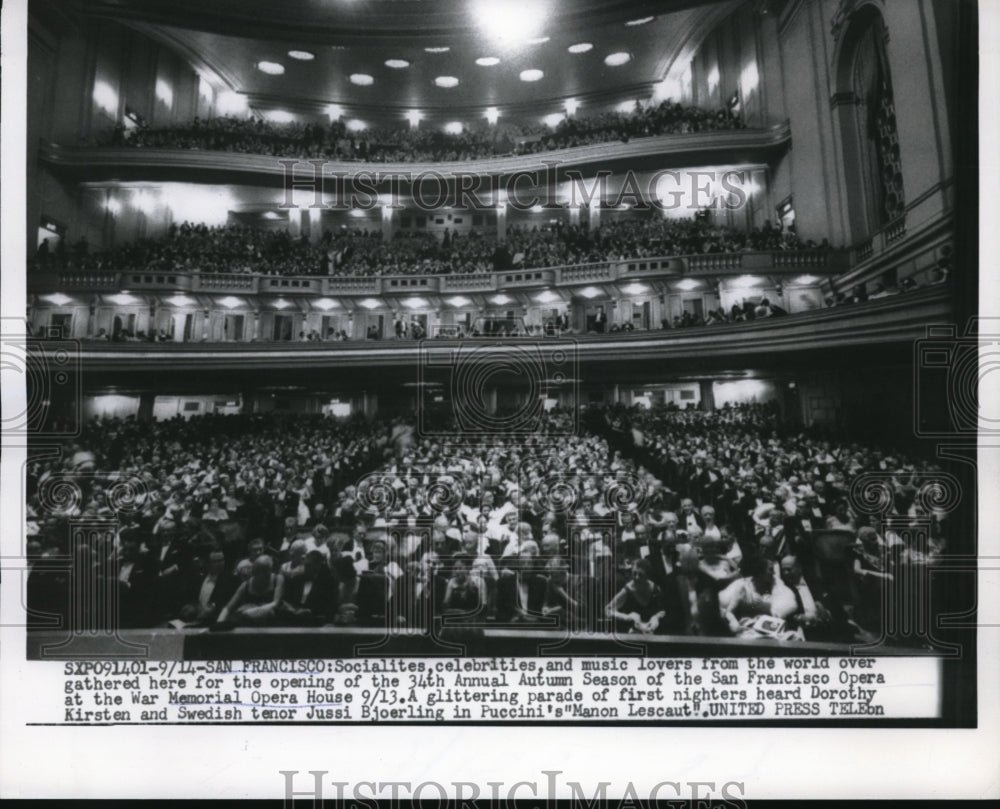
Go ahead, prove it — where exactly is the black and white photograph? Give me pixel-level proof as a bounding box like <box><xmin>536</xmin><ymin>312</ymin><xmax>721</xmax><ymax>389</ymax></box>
<box><xmin>1</xmin><ymin>0</ymin><xmax>996</xmax><ymax>801</ymax></box>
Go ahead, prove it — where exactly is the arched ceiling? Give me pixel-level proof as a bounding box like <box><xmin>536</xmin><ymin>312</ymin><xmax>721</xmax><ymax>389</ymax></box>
<box><xmin>79</xmin><ymin>0</ymin><xmax>744</xmax><ymax>119</ymax></box>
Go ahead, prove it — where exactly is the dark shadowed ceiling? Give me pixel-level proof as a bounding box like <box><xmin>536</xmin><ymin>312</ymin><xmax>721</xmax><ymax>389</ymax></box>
<box><xmin>78</xmin><ymin>0</ymin><xmax>743</xmax><ymax>119</ymax></box>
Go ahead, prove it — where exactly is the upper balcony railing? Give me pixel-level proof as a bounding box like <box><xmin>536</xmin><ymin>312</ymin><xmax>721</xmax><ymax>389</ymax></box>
<box><xmin>33</xmin><ymin>248</ymin><xmax>851</xmax><ymax>297</ymax></box>
<box><xmin>38</xmin><ymin>122</ymin><xmax>793</xmax><ymax>182</ymax></box>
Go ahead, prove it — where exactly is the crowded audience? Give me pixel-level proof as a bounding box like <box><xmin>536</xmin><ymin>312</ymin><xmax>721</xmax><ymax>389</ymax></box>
<box><xmin>34</xmin><ymin>215</ymin><xmax>818</xmax><ymax>279</ymax></box>
<box><xmin>106</xmin><ymin>100</ymin><xmax>745</xmax><ymax>163</ymax></box>
<box><xmin>26</xmin><ymin>403</ymin><xmax>948</xmax><ymax>646</ymax></box>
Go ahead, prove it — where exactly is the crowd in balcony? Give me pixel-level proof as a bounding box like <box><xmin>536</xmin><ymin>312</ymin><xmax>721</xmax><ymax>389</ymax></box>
<box><xmin>107</xmin><ymin>100</ymin><xmax>745</xmax><ymax>163</ymax></box>
<box><xmin>36</xmin><ymin>214</ymin><xmax>818</xmax><ymax>279</ymax></box>
<box><xmin>26</xmin><ymin>404</ymin><xmax>946</xmax><ymax>644</ymax></box>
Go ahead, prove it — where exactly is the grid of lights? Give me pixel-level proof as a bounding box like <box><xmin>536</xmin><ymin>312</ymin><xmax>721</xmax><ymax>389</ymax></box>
<box><xmin>568</xmin><ymin>43</ymin><xmax>593</xmax><ymax>54</ymax></box>
<box><xmin>350</xmin><ymin>73</ymin><xmax>374</xmax><ymax>86</ymax></box>
<box><xmin>604</xmin><ymin>52</ymin><xmax>632</xmax><ymax>67</ymax></box>
<box><xmin>520</xmin><ymin>69</ymin><xmax>544</xmax><ymax>82</ymax></box>
<box><xmin>256</xmin><ymin>61</ymin><xmax>285</xmax><ymax>75</ymax></box>
<box><xmin>435</xmin><ymin>76</ymin><xmax>460</xmax><ymax>88</ymax></box>
<box><xmin>288</xmin><ymin>50</ymin><xmax>315</xmax><ymax>60</ymax></box>
<box><xmin>384</xmin><ymin>59</ymin><xmax>410</xmax><ymax>68</ymax></box>
<box><xmin>476</xmin><ymin>56</ymin><xmax>500</xmax><ymax>66</ymax></box>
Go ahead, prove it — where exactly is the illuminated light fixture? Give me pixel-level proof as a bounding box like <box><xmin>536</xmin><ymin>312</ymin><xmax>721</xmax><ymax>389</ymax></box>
<box><xmin>405</xmin><ymin>109</ymin><xmax>423</xmax><ymax>128</ymax></box>
<box><xmin>435</xmin><ymin>75</ymin><xmax>459</xmax><ymax>88</ymax></box>
<box><xmin>520</xmin><ymin>69</ymin><xmax>544</xmax><ymax>82</ymax></box>
<box><xmin>447</xmin><ymin>296</ymin><xmax>472</xmax><ymax>307</ymax></box>
<box><xmin>527</xmin><ymin>36</ymin><xmax>550</xmax><ymax>44</ymax></box>
<box><xmin>272</xmin><ymin>298</ymin><xmax>292</xmax><ymax>310</ymax></box>
<box><xmin>733</xmin><ymin>274</ymin><xmax>763</xmax><ymax>287</ymax></box>
<box><xmin>401</xmin><ymin>296</ymin><xmax>430</xmax><ymax>309</ymax></box>
<box><xmin>564</xmin><ymin>98</ymin><xmax>579</xmax><ymax>115</ymax></box>
<box><xmin>93</xmin><ymin>81</ymin><xmax>119</xmax><ymax>115</ymax></box>
<box><xmin>218</xmin><ymin>90</ymin><xmax>248</xmax><ymax>115</ymax></box>
<box><xmin>261</xmin><ymin>211</ymin><xmax>282</xmax><ymax>220</ymax></box>
<box><xmin>531</xmin><ymin>204</ymin><xmax>545</xmax><ymax>213</ymax></box>
<box><xmin>358</xmin><ymin>298</ymin><xmax>382</xmax><ymax>310</ymax></box>
<box><xmin>346</xmin><ymin>118</ymin><xmax>367</xmax><ymax>131</ymax></box>
<box><xmin>476</xmin><ymin>56</ymin><xmax>501</xmax><ymax>66</ymax></box>
<box><xmin>326</xmin><ymin>104</ymin><xmax>343</xmax><ymax>120</ymax></box>
<box><xmin>484</xmin><ymin>107</ymin><xmax>500</xmax><ymax>124</ymax></box>
<box><xmin>313</xmin><ymin>298</ymin><xmax>339</xmax><ymax>311</ymax></box>
<box><xmin>567</xmin><ymin>43</ymin><xmax>593</xmax><ymax>54</ymax></box>
<box><xmin>793</xmin><ymin>274</ymin><xmax>822</xmax><ymax>285</ymax></box>
<box><xmin>615</xmin><ymin>99</ymin><xmax>637</xmax><ymax>113</ymax></box>
<box><xmin>384</xmin><ymin>59</ymin><xmax>410</xmax><ymax>68</ymax></box>
<box><xmin>108</xmin><ymin>293</ymin><xmax>138</xmax><ymax>305</ymax></box>
<box><xmin>348</xmin><ymin>208</ymin><xmax>368</xmax><ymax>218</ymax></box>
<box><xmin>444</xmin><ymin>121</ymin><xmax>463</xmax><ymax>135</ymax></box>
<box><xmin>104</xmin><ymin>198</ymin><xmax>122</xmax><ymax>215</ymax></box>
<box><xmin>165</xmin><ymin>294</ymin><xmax>195</xmax><ymax>306</ymax></box>
<box><xmin>350</xmin><ymin>73</ymin><xmax>374</xmax><ymax>86</ymax></box>
<box><xmin>288</xmin><ymin>50</ymin><xmax>315</xmax><ymax>61</ymax></box>
<box><xmin>578</xmin><ymin>286</ymin><xmax>602</xmax><ymax>299</ymax></box>
<box><xmin>535</xmin><ymin>290</ymin><xmax>560</xmax><ymax>304</ymax></box>
<box><xmin>707</xmin><ymin>66</ymin><xmax>720</xmax><ymax>93</ymax></box>
<box><xmin>218</xmin><ymin>296</ymin><xmax>243</xmax><ymax>309</ymax></box>
<box><xmin>620</xmin><ymin>282</ymin><xmax>649</xmax><ymax>295</ymax></box>
<box><xmin>264</xmin><ymin>109</ymin><xmax>295</xmax><ymax>123</ymax></box>
<box><xmin>543</xmin><ymin>112</ymin><xmax>564</xmax><ymax>128</ymax></box>
<box><xmin>625</xmin><ymin>16</ymin><xmax>655</xmax><ymax>26</ymax></box>
<box><xmin>155</xmin><ymin>79</ymin><xmax>173</xmax><ymax>108</ymax></box>
<box><xmin>134</xmin><ymin>191</ymin><xmax>157</xmax><ymax>214</ymax></box>
<box><xmin>43</xmin><ymin>293</ymin><xmax>72</xmax><ymax>306</ymax></box>
<box><xmin>425</xmin><ymin>46</ymin><xmax>450</xmax><ymax>53</ymax></box>
<box><xmin>473</xmin><ymin>0</ymin><xmax>548</xmax><ymax>45</ymax></box>
<box><xmin>675</xmin><ymin>279</ymin><xmax>701</xmax><ymax>291</ymax></box>
<box><xmin>490</xmin><ymin>294</ymin><xmax>514</xmax><ymax>305</ymax></box>
<box><xmin>257</xmin><ymin>61</ymin><xmax>285</xmax><ymax>75</ymax></box>
<box><xmin>604</xmin><ymin>52</ymin><xmax>632</xmax><ymax>67</ymax></box>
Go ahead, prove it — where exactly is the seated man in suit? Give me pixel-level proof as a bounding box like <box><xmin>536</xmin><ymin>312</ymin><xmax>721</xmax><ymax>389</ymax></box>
<box><xmin>279</xmin><ymin>550</ymin><xmax>338</xmax><ymax>626</ymax></box>
<box><xmin>177</xmin><ymin>550</ymin><xmax>237</xmax><ymax>626</ymax></box>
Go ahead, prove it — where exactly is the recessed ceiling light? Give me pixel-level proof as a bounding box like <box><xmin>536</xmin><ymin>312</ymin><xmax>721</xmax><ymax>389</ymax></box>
<box><xmin>358</xmin><ymin>298</ymin><xmax>382</xmax><ymax>310</ymax></box>
<box><xmin>484</xmin><ymin>107</ymin><xmax>500</xmax><ymax>124</ymax></box>
<box><xmin>257</xmin><ymin>61</ymin><xmax>285</xmax><ymax>75</ymax></box>
<box><xmin>346</xmin><ymin>118</ymin><xmax>367</xmax><ymax>131</ymax></box>
<box><xmin>535</xmin><ymin>290</ymin><xmax>560</xmax><ymax>303</ymax></box>
<box><xmin>273</xmin><ymin>298</ymin><xmax>292</xmax><ymax>310</ymax></box>
<box><xmin>674</xmin><ymin>279</ymin><xmax>701</xmax><ymax>291</ymax></box>
<box><xmin>402</xmin><ymin>296</ymin><xmax>430</xmax><ymax>309</ymax></box>
<box><xmin>447</xmin><ymin>296</ymin><xmax>472</xmax><ymax>307</ymax></box>
<box><xmin>435</xmin><ymin>75</ymin><xmax>459</xmax><ymax>88</ymax></box>
<box><xmin>625</xmin><ymin>16</ymin><xmax>655</xmax><ymax>26</ymax></box>
<box><xmin>568</xmin><ymin>43</ymin><xmax>593</xmax><ymax>54</ymax></box>
<box><xmin>385</xmin><ymin>59</ymin><xmax>410</xmax><ymax>69</ymax></box>
<box><xmin>604</xmin><ymin>52</ymin><xmax>632</xmax><ymax>67</ymax></box>
<box><xmin>444</xmin><ymin>121</ymin><xmax>463</xmax><ymax>134</ymax></box>
<box><xmin>490</xmin><ymin>294</ymin><xmax>514</xmax><ymax>305</ymax></box>
<box><xmin>527</xmin><ymin>36</ymin><xmax>550</xmax><ymax>44</ymax></box>
<box><xmin>578</xmin><ymin>286</ymin><xmax>602</xmax><ymax>299</ymax></box>
<box><xmin>288</xmin><ymin>50</ymin><xmax>315</xmax><ymax>61</ymax></box>
<box><xmin>620</xmin><ymin>283</ymin><xmax>649</xmax><ymax>295</ymax></box>
<box><xmin>350</xmin><ymin>73</ymin><xmax>374</xmax><ymax>86</ymax></box>
<box><xmin>519</xmin><ymin>69</ymin><xmax>544</xmax><ymax>82</ymax></box>
<box><xmin>43</xmin><ymin>293</ymin><xmax>73</xmax><ymax>306</ymax></box>
<box><xmin>218</xmin><ymin>296</ymin><xmax>243</xmax><ymax>309</ymax></box>
<box><xmin>165</xmin><ymin>294</ymin><xmax>195</xmax><ymax>307</ymax></box>
<box><xmin>425</xmin><ymin>46</ymin><xmax>450</xmax><ymax>53</ymax></box>
<box><xmin>476</xmin><ymin>56</ymin><xmax>500</xmax><ymax>66</ymax></box>
<box><xmin>313</xmin><ymin>298</ymin><xmax>340</xmax><ymax>311</ymax></box>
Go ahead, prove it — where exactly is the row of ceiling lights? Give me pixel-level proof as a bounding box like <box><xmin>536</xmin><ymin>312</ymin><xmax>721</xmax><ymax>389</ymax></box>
<box><xmin>44</xmin><ymin>277</ymin><xmax>828</xmax><ymax>312</ymax></box>
<box><xmin>257</xmin><ymin>50</ymin><xmax>633</xmax><ymax>84</ymax></box>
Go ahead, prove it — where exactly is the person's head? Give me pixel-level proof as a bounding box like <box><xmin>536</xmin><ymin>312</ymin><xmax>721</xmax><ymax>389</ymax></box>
<box><xmin>518</xmin><ymin>540</ymin><xmax>540</xmax><ymax>562</ymax></box>
<box><xmin>680</xmin><ymin>498</ymin><xmax>694</xmax><ymax>514</ymax></box>
<box><xmin>769</xmin><ymin>508</ymin><xmax>785</xmax><ymax>526</ymax></box>
<box><xmin>779</xmin><ymin>555</ymin><xmax>802</xmax><ymax>588</ymax></box>
<box><xmin>701</xmin><ymin>505</ymin><xmax>716</xmax><ymax>523</ymax></box>
<box><xmin>303</xmin><ymin>550</ymin><xmax>326</xmax><ymax>580</ymax></box>
<box><xmin>546</xmin><ymin>556</ymin><xmax>568</xmax><ymax>584</ymax></box>
<box><xmin>451</xmin><ymin>553</ymin><xmax>472</xmax><ymax>583</ymax></box>
<box><xmin>236</xmin><ymin>558</ymin><xmax>254</xmax><ymax>580</ymax></box>
<box><xmin>834</xmin><ymin>501</ymin><xmax>849</xmax><ymax>520</ymax></box>
<box><xmin>369</xmin><ymin>539</ymin><xmax>387</xmax><ymax>565</ymax></box>
<box><xmin>251</xmin><ymin>555</ymin><xmax>273</xmax><ymax>582</ymax></box>
<box><xmin>283</xmin><ymin>516</ymin><xmax>297</xmax><ymax>536</ymax></box>
<box><xmin>663</xmin><ymin>512</ymin><xmax>679</xmax><ymax>531</ymax></box>
<box><xmin>288</xmin><ymin>539</ymin><xmax>307</xmax><ymax>566</ymax></box>
<box><xmin>207</xmin><ymin>550</ymin><xmax>226</xmax><ymax>576</ymax></box>
<box><xmin>748</xmin><ymin>556</ymin><xmax>775</xmax><ymax>593</ymax></box>
<box><xmin>631</xmin><ymin>558</ymin><xmax>653</xmax><ymax>585</ymax></box>
<box><xmin>541</xmin><ymin>532</ymin><xmax>561</xmax><ymax>556</ymax></box>
<box><xmin>247</xmin><ymin>537</ymin><xmax>265</xmax><ymax>560</ymax></box>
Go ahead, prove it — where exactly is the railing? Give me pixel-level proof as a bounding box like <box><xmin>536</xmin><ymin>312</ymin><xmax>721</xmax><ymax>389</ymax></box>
<box><xmin>33</xmin><ymin>249</ymin><xmax>853</xmax><ymax>298</ymax></box>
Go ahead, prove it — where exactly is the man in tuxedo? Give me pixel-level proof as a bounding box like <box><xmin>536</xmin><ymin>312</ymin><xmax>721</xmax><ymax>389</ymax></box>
<box><xmin>178</xmin><ymin>550</ymin><xmax>237</xmax><ymax>625</ymax></box>
<box><xmin>593</xmin><ymin>305</ymin><xmax>607</xmax><ymax>334</ymax></box>
<box><xmin>280</xmin><ymin>550</ymin><xmax>338</xmax><ymax>625</ymax></box>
